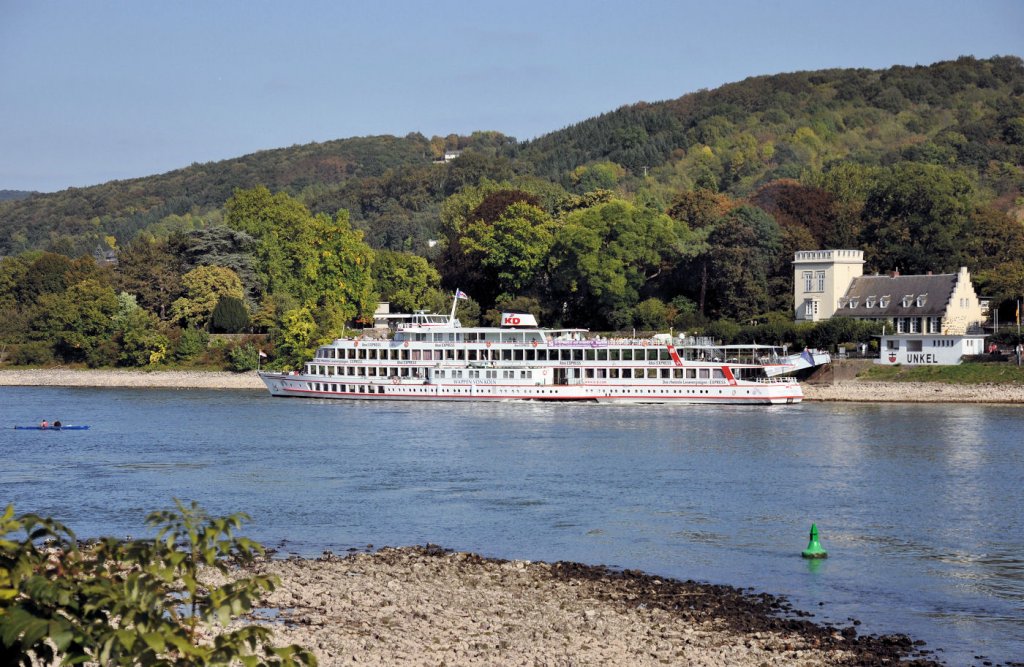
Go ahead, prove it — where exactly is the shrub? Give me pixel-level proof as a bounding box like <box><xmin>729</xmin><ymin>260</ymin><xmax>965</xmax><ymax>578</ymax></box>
<box><xmin>210</xmin><ymin>296</ymin><xmax>250</xmax><ymax>334</ymax></box>
<box><xmin>6</xmin><ymin>341</ymin><xmax>55</xmax><ymax>366</ymax></box>
<box><xmin>0</xmin><ymin>501</ymin><xmax>317</xmax><ymax>667</ymax></box>
<box><xmin>228</xmin><ymin>342</ymin><xmax>261</xmax><ymax>372</ymax></box>
<box><xmin>175</xmin><ymin>327</ymin><xmax>210</xmax><ymax>362</ymax></box>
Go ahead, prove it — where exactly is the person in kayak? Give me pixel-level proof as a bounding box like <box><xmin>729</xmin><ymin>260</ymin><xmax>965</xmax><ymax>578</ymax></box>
<box><xmin>53</xmin><ymin>420</ymin><xmax>62</xmax><ymax>428</ymax></box>
<box><xmin>40</xmin><ymin>420</ymin><xmax>48</xmax><ymax>429</ymax></box>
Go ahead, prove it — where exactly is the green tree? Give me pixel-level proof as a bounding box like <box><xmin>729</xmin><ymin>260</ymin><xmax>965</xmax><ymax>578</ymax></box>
<box><xmin>114</xmin><ymin>238</ymin><xmax>184</xmax><ymax>320</ymax></box>
<box><xmin>113</xmin><ymin>292</ymin><xmax>170</xmax><ymax>366</ymax></box>
<box><xmin>30</xmin><ymin>279</ymin><xmax>119</xmax><ymax>365</ymax></box>
<box><xmin>170</xmin><ymin>266</ymin><xmax>245</xmax><ymax>329</ymax></box>
<box><xmin>700</xmin><ymin>205</ymin><xmax>782</xmax><ymax>320</ymax></box>
<box><xmin>371</xmin><ymin>250</ymin><xmax>441</xmax><ymax>312</ymax></box>
<box><xmin>548</xmin><ymin>199</ymin><xmax>686</xmax><ymax>328</ymax></box>
<box><xmin>210</xmin><ymin>296</ymin><xmax>251</xmax><ymax>334</ymax></box>
<box><xmin>858</xmin><ymin>163</ymin><xmax>975</xmax><ymax>274</ymax></box>
<box><xmin>226</xmin><ymin>186</ymin><xmax>375</xmax><ymax>352</ymax></box>
<box><xmin>461</xmin><ymin>202</ymin><xmax>554</xmax><ymax>305</ymax></box>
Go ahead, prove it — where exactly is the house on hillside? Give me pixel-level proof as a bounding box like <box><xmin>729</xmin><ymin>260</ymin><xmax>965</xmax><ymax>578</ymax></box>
<box><xmin>793</xmin><ymin>249</ymin><xmax>988</xmax><ymax>365</ymax></box>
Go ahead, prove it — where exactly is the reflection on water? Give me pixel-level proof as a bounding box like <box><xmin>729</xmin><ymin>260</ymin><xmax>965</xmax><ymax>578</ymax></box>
<box><xmin>1</xmin><ymin>387</ymin><xmax>1022</xmax><ymax>665</ymax></box>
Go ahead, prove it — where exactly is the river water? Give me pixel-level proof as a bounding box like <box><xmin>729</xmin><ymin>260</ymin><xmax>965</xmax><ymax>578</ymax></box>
<box><xmin>2</xmin><ymin>386</ymin><xmax>1022</xmax><ymax>665</ymax></box>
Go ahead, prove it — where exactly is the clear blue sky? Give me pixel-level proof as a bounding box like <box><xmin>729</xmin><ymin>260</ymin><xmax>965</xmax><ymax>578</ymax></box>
<box><xmin>2</xmin><ymin>0</ymin><xmax>1021</xmax><ymax>192</ymax></box>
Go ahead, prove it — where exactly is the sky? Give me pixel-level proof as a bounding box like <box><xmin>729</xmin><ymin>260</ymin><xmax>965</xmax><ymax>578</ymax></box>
<box><xmin>1</xmin><ymin>0</ymin><xmax>1022</xmax><ymax>193</ymax></box>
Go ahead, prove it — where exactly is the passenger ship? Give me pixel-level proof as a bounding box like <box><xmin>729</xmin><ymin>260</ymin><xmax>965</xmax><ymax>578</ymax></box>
<box><xmin>259</xmin><ymin>298</ymin><xmax>829</xmax><ymax>405</ymax></box>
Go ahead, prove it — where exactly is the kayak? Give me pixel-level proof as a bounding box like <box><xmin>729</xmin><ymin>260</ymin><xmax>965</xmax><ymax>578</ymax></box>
<box><xmin>13</xmin><ymin>425</ymin><xmax>90</xmax><ymax>430</ymax></box>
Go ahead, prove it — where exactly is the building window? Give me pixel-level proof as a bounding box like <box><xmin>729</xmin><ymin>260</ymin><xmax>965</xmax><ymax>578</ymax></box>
<box><xmin>916</xmin><ymin>294</ymin><xmax>927</xmax><ymax>307</ymax></box>
<box><xmin>848</xmin><ymin>298</ymin><xmax>858</xmax><ymax>308</ymax></box>
<box><xmin>909</xmin><ymin>318</ymin><xmax>921</xmax><ymax>333</ymax></box>
<box><xmin>816</xmin><ymin>271</ymin><xmax>825</xmax><ymax>292</ymax></box>
<box><xmin>866</xmin><ymin>296</ymin><xmax>876</xmax><ymax>308</ymax></box>
<box><xmin>902</xmin><ymin>295</ymin><xmax>914</xmax><ymax>307</ymax></box>
<box><xmin>880</xmin><ymin>296</ymin><xmax>890</xmax><ymax>307</ymax></box>
<box><xmin>803</xmin><ymin>271</ymin><xmax>813</xmax><ymax>291</ymax></box>
<box><xmin>804</xmin><ymin>300</ymin><xmax>818</xmax><ymax>318</ymax></box>
<box><xmin>928</xmin><ymin>317</ymin><xmax>942</xmax><ymax>333</ymax></box>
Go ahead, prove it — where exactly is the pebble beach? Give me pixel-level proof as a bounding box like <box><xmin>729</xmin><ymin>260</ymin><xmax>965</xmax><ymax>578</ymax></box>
<box><xmin>218</xmin><ymin>546</ymin><xmax>936</xmax><ymax>667</ymax></box>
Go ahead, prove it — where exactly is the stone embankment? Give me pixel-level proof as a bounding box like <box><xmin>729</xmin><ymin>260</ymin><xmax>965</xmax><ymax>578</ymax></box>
<box><xmin>221</xmin><ymin>546</ymin><xmax>935</xmax><ymax>667</ymax></box>
<box><xmin>802</xmin><ymin>381</ymin><xmax>1024</xmax><ymax>403</ymax></box>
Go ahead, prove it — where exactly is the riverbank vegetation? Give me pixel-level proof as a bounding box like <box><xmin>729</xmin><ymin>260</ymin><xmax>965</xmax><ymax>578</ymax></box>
<box><xmin>1</xmin><ymin>56</ymin><xmax>1023</xmax><ymax>371</ymax></box>
<box><xmin>0</xmin><ymin>501</ymin><xmax>316</xmax><ymax>666</ymax></box>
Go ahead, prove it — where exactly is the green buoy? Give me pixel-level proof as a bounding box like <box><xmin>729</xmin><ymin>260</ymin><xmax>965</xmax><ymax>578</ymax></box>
<box><xmin>801</xmin><ymin>523</ymin><xmax>828</xmax><ymax>559</ymax></box>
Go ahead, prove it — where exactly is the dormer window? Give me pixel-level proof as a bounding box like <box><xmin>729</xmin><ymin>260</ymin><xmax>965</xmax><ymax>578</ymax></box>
<box><xmin>902</xmin><ymin>294</ymin><xmax>914</xmax><ymax>307</ymax></box>
<box><xmin>916</xmin><ymin>294</ymin><xmax>927</xmax><ymax>307</ymax></box>
<box><xmin>880</xmin><ymin>295</ymin><xmax>890</xmax><ymax>308</ymax></box>
<box><xmin>837</xmin><ymin>297</ymin><xmax>848</xmax><ymax>309</ymax></box>
<box><xmin>848</xmin><ymin>298</ymin><xmax>859</xmax><ymax>308</ymax></box>
<box><xmin>866</xmin><ymin>296</ymin><xmax>876</xmax><ymax>308</ymax></box>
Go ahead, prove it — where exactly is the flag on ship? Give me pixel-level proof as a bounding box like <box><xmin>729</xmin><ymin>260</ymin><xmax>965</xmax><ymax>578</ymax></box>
<box><xmin>455</xmin><ymin>289</ymin><xmax>469</xmax><ymax>300</ymax></box>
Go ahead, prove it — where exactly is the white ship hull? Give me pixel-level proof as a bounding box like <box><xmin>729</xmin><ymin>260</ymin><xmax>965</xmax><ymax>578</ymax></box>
<box><xmin>259</xmin><ymin>372</ymin><xmax>802</xmax><ymax>405</ymax></box>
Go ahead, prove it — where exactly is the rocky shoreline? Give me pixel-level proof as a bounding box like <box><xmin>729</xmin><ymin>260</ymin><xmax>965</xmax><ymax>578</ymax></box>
<box><xmin>225</xmin><ymin>545</ymin><xmax>940</xmax><ymax>667</ymax></box>
<box><xmin>1</xmin><ymin>368</ymin><xmax>1023</xmax><ymax>403</ymax></box>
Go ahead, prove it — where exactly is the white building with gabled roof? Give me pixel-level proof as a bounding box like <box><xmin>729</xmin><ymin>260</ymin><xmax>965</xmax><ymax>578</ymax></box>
<box><xmin>793</xmin><ymin>250</ymin><xmax>988</xmax><ymax>365</ymax></box>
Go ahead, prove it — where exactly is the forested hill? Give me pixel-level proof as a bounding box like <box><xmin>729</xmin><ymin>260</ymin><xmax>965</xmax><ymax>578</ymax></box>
<box><xmin>1</xmin><ymin>55</ymin><xmax>1022</xmax><ymax>260</ymax></box>
<box><xmin>513</xmin><ymin>55</ymin><xmax>1024</xmax><ymax>195</ymax></box>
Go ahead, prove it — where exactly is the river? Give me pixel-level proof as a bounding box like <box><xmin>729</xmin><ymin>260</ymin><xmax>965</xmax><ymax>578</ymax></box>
<box><xmin>2</xmin><ymin>386</ymin><xmax>1022</xmax><ymax>665</ymax></box>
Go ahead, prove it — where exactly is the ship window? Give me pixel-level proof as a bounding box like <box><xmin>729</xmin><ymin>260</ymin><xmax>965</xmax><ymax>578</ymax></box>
<box><xmin>621</xmin><ymin>369</ymin><xmax>632</xmax><ymax>378</ymax></box>
<box><xmin>586</xmin><ymin>349</ymin><xmax>596</xmax><ymax>361</ymax></box>
<box><xmin>609</xmin><ymin>349</ymin><xmax>620</xmax><ymax>361</ymax></box>
<box><xmin>686</xmin><ymin>369</ymin><xmax>696</xmax><ymax>379</ymax></box>
<box><xmin>660</xmin><ymin>369</ymin><xmax>670</xmax><ymax>378</ymax></box>
<box><xmin>596</xmin><ymin>369</ymin><xmax>606</xmax><ymax>378</ymax></box>
<box><xmin>699</xmin><ymin>369</ymin><xmax>710</xmax><ymax>379</ymax></box>
<box><xmin>647</xmin><ymin>369</ymin><xmax>658</xmax><ymax>379</ymax></box>
<box><xmin>673</xmin><ymin>369</ymin><xmax>683</xmax><ymax>378</ymax></box>
<box><xmin>572</xmin><ymin>349</ymin><xmax>583</xmax><ymax>361</ymax></box>
<box><xmin>621</xmin><ymin>349</ymin><xmax>633</xmax><ymax>361</ymax></box>
<box><xmin>514</xmin><ymin>349</ymin><xmax>524</xmax><ymax>361</ymax></box>
<box><xmin>525</xmin><ymin>371</ymin><xmax>532</xmax><ymax>379</ymax></box>
<box><xmin>526</xmin><ymin>350</ymin><xmax>535</xmax><ymax>361</ymax></box>
<box><xmin>585</xmin><ymin>369</ymin><xmax>594</xmax><ymax>378</ymax></box>
<box><xmin>713</xmin><ymin>369</ymin><xmax>725</xmax><ymax>379</ymax></box>
<box><xmin>609</xmin><ymin>369</ymin><xmax>619</xmax><ymax>378</ymax></box>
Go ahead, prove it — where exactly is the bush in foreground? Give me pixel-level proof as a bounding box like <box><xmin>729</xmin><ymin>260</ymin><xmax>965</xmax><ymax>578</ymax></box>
<box><xmin>0</xmin><ymin>501</ymin><xmax>316</xmax><ymax>666</ymax></box>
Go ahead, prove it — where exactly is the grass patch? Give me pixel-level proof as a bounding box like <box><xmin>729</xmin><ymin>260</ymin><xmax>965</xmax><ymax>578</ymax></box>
<box><xmin>859</xmin><ymin>361</ymin><xmax>1024</xmax><ymax>384</ymax></box>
